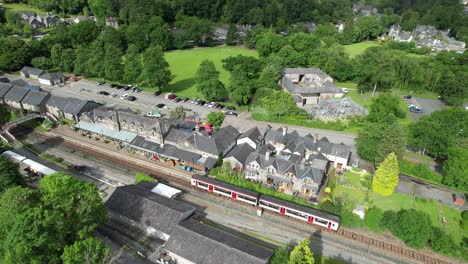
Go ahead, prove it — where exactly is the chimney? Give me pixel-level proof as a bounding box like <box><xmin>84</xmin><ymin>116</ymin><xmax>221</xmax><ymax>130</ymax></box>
<box><xmin>282</xmin><ymin>126</ymin><xmax>288</xmax><ymax>136</ymax></box>
<box><xmin>314</xmin><ymin>133</ymin><xmax>319</xmax><ymax>143</ymax></box>
<box><xmin>265</xmin><ymin>151</ymin><xmax>270</xmax><ymax>160</ymax></box>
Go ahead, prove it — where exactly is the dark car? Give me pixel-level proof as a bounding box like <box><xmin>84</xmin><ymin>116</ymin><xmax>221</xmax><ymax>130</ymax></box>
<box><xmin>110</xmin><ymin>84</ymin><xmax>117</xmax><ymax>88</ymax></box>
<box><xmin>97</xmin><ymin>91</ymin><xmax>109</xmax><ymax>96</ymax></box>
<box><xmin>126</xmin><ymin>96</ymin><xmax>137</xmax><ymax>101</ymax></box>
<box><xmin>154</xmin><ymin>91</ymin><xmax>162</xmax><ymax>96</ymax></box>
<box><xmin>199</xmin><ymin>100</ymin><xmax>206</xmax><ymax>106</ymax></box>
<box><xmin>403</xmin><ymin>95</ymin><xmax>412</xmax><ymax>100</ymax></box>
<box><xmin>97</xmin><ymin>80</ymin><xmax>105</xmax><ymax>86</ymax></box>
<box><xmin>226</xmin><ymin>106</ymin><xmax>236</xmax><ymax>111</ymax></box>
<box><xmin>226</xmin><ymin>111</ymin><xmax>238</xmax><ymax>117</ymax></box>
<box><xmin>218</xmin><ymin>104</ymin><xmax>225</xmax><ymax>109</ymax></box>
<box><xmin>182</xmin><ymin>97</ymin><xmax>189</xmax><ymax>102</ymax></box>
<box><xmin>123</xmin><ymin>86</ymin><xmax>131</xmax><ymax>91</ymax></box>
<box><xmin>156</xmin><ymin>103</ymin><xmax>165</xmax><ymax>108</ymax></box>
<box><xmin>174</xmin><ymin>97</ymin><xmax>182</xmax><ymax>103</ymax></box>
<box><xmin>409</xmin><ymin>106</ymin><xmax>422</xmax><ymax>113</ymax></box>
<box><xmin>167</xmin><ymin>94</ymin><xmax>177</xmax><ymax>100</ymax></box>
<box><xmin>116</xmin><ymin>85</ymin><xmax>124</xmax><ymax>90</ymax></box>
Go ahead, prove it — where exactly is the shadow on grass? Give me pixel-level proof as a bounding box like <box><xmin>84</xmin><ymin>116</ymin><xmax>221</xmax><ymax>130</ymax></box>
<box><xmin>167</xmin><ymin>78</ymin><xmax>196</xmax><ymax>94</ymax></box>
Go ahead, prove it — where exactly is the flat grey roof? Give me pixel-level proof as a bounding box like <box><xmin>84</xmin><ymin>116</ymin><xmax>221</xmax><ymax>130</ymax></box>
<box><xmin>75</xmin><ymin>121</ymin><xmax>137</xmax><ymax>143</ymax></box>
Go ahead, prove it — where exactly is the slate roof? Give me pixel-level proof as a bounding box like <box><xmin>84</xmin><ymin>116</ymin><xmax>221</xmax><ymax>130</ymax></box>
<box><xmin>238</xmin><ymin>127</ymin><xmax>263</xmax><ymax>146</ymax></box>
<box><xmin>214</xmin><ymin>125</ymin><xmax>240</xmax><ymax>153</ymax></box>
<box><xmin>39</xmin><ymin>72</ymin><xmax>65</xmax><ymax>81</ymax></box>
<box><xmin>105</xmin><ymin>185</ymin><xmax>195</xmax><ymax>235</ymax></box>
<box><xmin>283</xmin><ymin>68</ymin><xmax>330</xmax><ymax>79</ymax></box>
<box><xmin>225</xmin><ymin>143</ymin><xmax>255</xmax><ymax>165</ymax></box>
<box><xmin>165</xmin><ymin>128</ymin><xmax>192</xmax><ymax>144</ymax></box>
<box><xmin>0</xmin><ymin>77</ymin><xmax>11</xmax><ymax>83</ymax></box>
<box><xmin>21</xmin><ymin>90</ymin><xmax>49</xmax><ymax>106</ymax></box>
<box><xmin>165</xmin><ymin>218</ymin><xmax>272</xmax><ymax>264</ymax></box>
<box><xmin>20</xmin><ymin>66</ymin><xmax>44</xmax><ymax>76</ymax></box>
<box><xmin>9</xmin><ymin>79</ymin><xmax>29</xmax><ymax>87</ymax></box>
<box><xmin>282</xmin><ymin>77</ymin><xmax>343</xmax><ymax>94</ymax></box>
<box><xmin>0</xmin><ymin>83</ymin><xmax>13</xmax><ymax>99</ymax></box>
<box><xmin>4</xmin><ymin>86</ymin><xmax>30</xmax><ymax>102</ymax></box>
<box><xmin>47</xmin><ymin>96</ymin><xmax>101</xmax><ymax>115</ymax></box>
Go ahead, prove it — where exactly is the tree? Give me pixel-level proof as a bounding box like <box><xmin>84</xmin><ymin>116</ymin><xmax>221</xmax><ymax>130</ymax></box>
<box><xmin>227</xmin><ymin>65</ymin><xmax>251</xmax><ymax>105</ymax></box>
<box><xmin>31</xmin><ymin>56</ymin><xmax>51</xmax><ymax>70</ymax></box>
<box><xmin>207</xmin><ymin>112</ymin><xmax>225</xmax><ymax>128</ymax></box>
<box><xmin>372</xmin><ymin>153</ymin><xmax>399</xmax><ymax>196</ymax></box>
<box><xmin>367</xmin><ymin>94</ymin><xmax>405</xmax><ymax>123</ymax></box>
<box><xmin>73</xmin><ymin>45</ymin><xmax>91</xmax><ymax>76</ymax></box>
<box><xmin>0</xmin><ymin>38</ymin><xmax>30</xmax><ymax>71</ymax></box>
<box><xmin>139</xmin><ymin>45</ymin><xmax>172</xmax><ymax>91</ymax></box>
<box><xmin>39</xmin><ymin>172</ymin><xmax>107</xmax><ymax>245</ymax></box>
<box><xmin>61</xmin><ymin>238</ymin><xmax>113</xmax><ymax>264</ymax></box>
<box><xmin>68</xmin><ymin>21</ymin><xmax>100</xmax><ymax>47</ymax></box>
<box><xmin>271</xmin><ymin>247</ymin><xmax>290</xmax><ymax>264</ymax></box>
<box><xmin>408</xmin><ymin>107</ymin><xmax>467</xmax><ymax>158</ymax></box>
<box><xmin>353</xmin><ymin>16</ymin><xmax>382</xmax><ymax>42</ymax></box>
<box><xmin>88</xmin><ymin>0</ymin><xmax>115</xmax><ymax>19</ymax></box>
<box><xmin>87</xmin><ymin>39</ymin><xmax>106</xmax><ymax>78</ymax></box>
<box><xmin>388</xmin><ymin>209</ymin><xmax>432</xmax><ymax>249</ymax></box>
<box><xmin>147</xmin><ymin>16</ymin><xmax>170</xmax><ymax>50</ymax></box>
<box><xmin>222</xmin><ymin>55</ymin><xmax>261</xmax><ymax>80</ymax></box>
<box><xmin>226</xmin><ymin>24</ymin><xmax>238</xmax><ymax>45</ymax></box>
<box><xmin>123</xmin><ymin>45</ymin><xmax>142</xmax><ymax>85</ymax></box>
<box><xmin>256</xmin><ymin>30</ymin><xmax>287</xmax><ymax>57</ymax></box>
<box><xmin>196</xmin><ymin>60</ymin><xmax>227</xmax><ymax>101</ymax></box>
<box><xmin>355</xmin><ymin>48</ymin><xmax>395</xmax><ymax>93</ymax></box>
<box><xmin>169</xmin><ymin>106</ymin><xmax>186</xmax><ymax>120</ymax></box>
<box><xmin>428</xmin><ymin>227</ymin><xmax>459</xmax><ymax>256</ymax></box>
<box><xmin>288</xmin><ymin>238</ymin><xmax>314</xmax><ymax>264</ymax></box>
<box><xmin>0</xmin><ymin>156</ymin><xmax>24</xmax><ymax>193</ymax></box>
<box><xmin>260</xmin><ymin>91</ymin><xmax>298</xmax><ymax>118</ymax></box>
<box><xmin>104</xmin><ymin>44</ymin><xmax>123</xmax><ymax>81</ymax></box>
<box><xmin>443</xmin><ymin>144</ymin><xmax>468</xmax><ymax>191</ymax></box>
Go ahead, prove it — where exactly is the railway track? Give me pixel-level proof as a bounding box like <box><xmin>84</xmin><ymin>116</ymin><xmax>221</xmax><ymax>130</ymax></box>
<box><xmin>17</xmin><ymin>130</ymin><xmax>459</xmax><ymax>264</ymax></box>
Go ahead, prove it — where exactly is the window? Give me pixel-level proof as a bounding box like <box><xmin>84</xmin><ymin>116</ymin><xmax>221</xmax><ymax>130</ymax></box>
<box><xmin>286</xmin><ymin>209</ymin><xmax>308</xmax><ymax>219</ymax></box>
<box><xmin>214</xmin><ymin>186</ymin><xmax>231</xmax><ymax>195</ymax></box>
<box><xmin>260</xmin><ymin>200</ymin><xmax>279</xmax><ymax>210</ymax></box>
<box><xmin>198</xmin><ymin>181</ymin><xmax>208</xmax><ymax>188</ymax></box>
<box><xmin>314</xmin><ymin>217</ymin><xmax>328</xmax><ymax>225</ymax></box>
<box><xmin>238</xmin><ymin>194</ymin><xmax>257</xmax><ymax>203</ymax></box>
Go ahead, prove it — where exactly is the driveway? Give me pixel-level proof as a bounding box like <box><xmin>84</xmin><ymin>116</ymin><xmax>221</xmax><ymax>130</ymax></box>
<box><xmin>403</xmin><ymin>96</ymin><xmax>445</xmax><ymax>121</ymax></box>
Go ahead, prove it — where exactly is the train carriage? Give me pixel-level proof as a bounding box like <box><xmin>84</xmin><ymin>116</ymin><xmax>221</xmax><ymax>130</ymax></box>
<box><xmin>191</xmin><ymin>175</ymin><xmax>260</xmax><ymax>206</ymax></box>
<box><xmin>258</xmin><ymin>195</ymin><xmax>341</xmax><ymax>231</ymax></box>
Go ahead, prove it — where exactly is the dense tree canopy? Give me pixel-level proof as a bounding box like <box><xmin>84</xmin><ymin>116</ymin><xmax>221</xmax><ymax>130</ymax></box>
<box><xmin>0</xmin><ymin>156</ymin><xmax>24</xmax><ymax>193</ymax></box>
<box><xmin>0</xmin><ymin>37</ymin><xmax>30</xmax><ymax>71</ymax></box>
<box><xmin>289</xmin><ymin>238</ymin><xmax>314</xmax><ymax>264</ymax></box>
<box><xmin>382</xmin><ymin>209</ymin><xmax>432</xmax><ymax>249</ymax></box>
<box><xmin>139</xmin><ymin>45</ymin><xmax>172</xmax><ymax>90</ymax></box>
<box><xmin>196</xmin><ymin>60</ymin><xmax>227</xmax><ymax>101</ymax></box>
<box><xmin>207</xmin><ymin>112</ymin><xmax>225</xmax><ymax>128</ymax></box>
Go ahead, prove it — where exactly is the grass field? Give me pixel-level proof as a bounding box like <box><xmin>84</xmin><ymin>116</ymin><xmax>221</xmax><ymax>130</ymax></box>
<box><xmin>163</xmin><ymin>46</ymin><xmax>258</xmax><ymax>99</ymax></box>
<box><xmin>4</xmin><ymin>3</ymin><xmax>45</xmax><ymax>15</ymax></box>
<box><xmin>342</xmin><ymin>41</ymin><xmax>380</xmax><ymax>58</ymax></box>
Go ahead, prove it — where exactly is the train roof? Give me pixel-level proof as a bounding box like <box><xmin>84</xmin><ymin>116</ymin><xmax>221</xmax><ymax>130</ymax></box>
<box><xmin>192</xmin><ymin>175</ymin><xmax>260</xmax><ymax>198</ymax></box>
<box><xmin>259</xmin><ymin>195</ymin><xmax>341</xmax><ymax>223</ymax></box>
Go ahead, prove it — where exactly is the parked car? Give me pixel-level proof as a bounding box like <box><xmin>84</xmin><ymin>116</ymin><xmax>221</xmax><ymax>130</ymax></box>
<box><xmin>225</xmin><ymin>111</ymin><xmax>238</xmax><ymax>117</ymax></box>
<box><xmin>409</xmin><ymin>106</ymin><xmax>422</xmax><ymax>113</ymax></box>
<box><xmin>123</xmin><ymin>86</ymin><xmax>131</xmax><ymax>91</ymax></box>
<box><xmin>116</xmin><ymin>85</ymin><xmax>124</xmax><ymax>90</ymax></box>
<box><xmin>213</xmin><ymin>103</ymin><xmax>220</xmax><ymax>108</ymax></box>
<box><xmin>182</xmin><ymin>97</ymin><xmax>189</xmax><ymax>102</ymax></box>
<box><xmin>146</xmin><ymin>110</ymin><xmax>161</xmax><ymax>118</ymax></box>
<box><xmin>191</xmin><ymin>99</ymin><xmax>197</xmax><ymax>104</ymax></box>
<box><xmin>120</xmin><ymin>94</ymin><xmax>129</xmax><ymax>100</ymax></box>
<box><xmin>168</xmin><ymin>94</ymin><xmax>177</xmax><ymax>100</ymax></box>
<box><xmin>156</xmin><ymin>103</ymin><xmax>165</xmax><ymax>108</ymax></box>
<box><xmin>97</xmin><ymin>80</ymin><xmax>105</xmax><ymax>86</ymax></box>
<box><xmin>110</xmin><ymin>84</ymin><xmax>117</xmax><ymax>88</ymax></box>
<box><xmin>111</xmin><ymin>93</ymin><xmax>118</xmax><ymax>97</ymax></box>
<box><xmin>97</xmin><ymin>91</ymin><xmax>109</xmax><ymax>96</ymax></box>
<box><xmin>342</xmin><ymin>88</ymin><xmax>349</xmax><ymax>93</ymax></box>
<box><xmin>226</xmin><ymin>106</ymin><xmax>236</xmax><ymax>111</ymax></box>
<box><xmin>208</xmin><ymin>102</ymin><xmax>216</xmax><ymax>108</ymax></box>
<box><xmin>154</xmin><ymin>91</ymin><xmax>162</xmax><ymax>96</ymax></box>
<box><xmin>403</xmin><ymin>95</ymin><xmax>413</xmax><ymax>100</ymax></box>
<box><xmin>199</xmin><ymin>100</ymin><xmax>206</xmax><ymax>106</ymax></box>
<box><xmin>126</xmin><ymin>96</ymin><xmax>137</xmax><ymax>101</ymax></box>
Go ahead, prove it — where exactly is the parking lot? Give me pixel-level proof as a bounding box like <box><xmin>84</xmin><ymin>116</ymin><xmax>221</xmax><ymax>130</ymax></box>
<box><xmin>402</xmin><ymin>95</ymin><xmax>445</xmax><ymax>121</ymax></box>
<box><xmin>71</xmin><ymin>79</ymin><xmax>238</xmax><ymax>119</ymax></box>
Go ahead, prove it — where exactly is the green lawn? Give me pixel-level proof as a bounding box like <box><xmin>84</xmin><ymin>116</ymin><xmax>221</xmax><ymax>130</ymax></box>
<box><xmin>335</xmin><ymin>184</ymin><xmax>466</xmax><ymax>244</ymax></box>
<box><xmin>346</xmin><ymin>90</ymin><xmax>372</xmax><ymax>109</ymax></box>
<box><xmin>344</xmin><ymin>171</ymin><xmax>363</xmax><ymax>188</ymax></box>
<box><xmin>335</xmin><ymin>81</ymin><xmax>358</xmax><ymax>89</ymax></box>
<box><xmin>403</xmin><ymin>151</ymin><xmax>435</xmax><ymax>164</ymax></box>
<box><xmin>342</xmin><ymin>41</ymin><xmax>380</xmax><ymax>58</ymax></box>
<box><xmin>163</xmin><ymin>46</ymin><xmax>258</xmax><ymax>99</ymax></box>
<box><xmin>4</xmin><ymin>3</ymin><xmax>46</xmax><ymax>14</ymax></box>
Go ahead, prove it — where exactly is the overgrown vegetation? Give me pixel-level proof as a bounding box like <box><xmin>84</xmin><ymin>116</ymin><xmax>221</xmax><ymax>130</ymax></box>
<box><xmin>134</xmin><ymin>172</ymin><xmax>155</xmax><ymax>184</ymax></box>
<box><xmin>399</xmin><ymin>160</ymin><xmax>443</xmax><ymax>184</ymax></box>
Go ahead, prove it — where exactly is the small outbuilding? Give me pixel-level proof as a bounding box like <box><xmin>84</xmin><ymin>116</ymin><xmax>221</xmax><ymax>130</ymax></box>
<box><xmin>20</xmin><ymin>66</ymin><xmax>44</xmax><ymax>79</ymax></box>
<box><xmin>38</xmin><ymin>72</ymin><xmax>66</xmax><ymax>86</ymax></box>
<box><xmin>454</xmin><ymin>194</ymin><xmax>465</xmax><ymax>206</ymax></box>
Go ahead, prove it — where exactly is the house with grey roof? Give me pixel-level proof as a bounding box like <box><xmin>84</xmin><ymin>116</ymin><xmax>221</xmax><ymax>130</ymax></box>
<box><xmin>105</xmin><ymin>17</ymin><xmax>119</xmax><ymax>29</ymax></box>
<box><xmin>164</xmin><ymin>218</ymin><xmax>273</xmax><ymax>264</ymax></box>
<box><xmin>46</xmin><ymin>95</ymin><xmax>101</xmax><ymax>121</ymax></box>
<box><xmin>8</xmin><ymin>79</ymin><xmax>30</xmax><ymax>88</ymax></box>
<box><xmin>281</xmin><ymin>68</ymin><xmax>344</xmax><ymax>107</ymax></box>
<box><xmin>20</xmin><ymin>66</ymin><xmax>44</xmax><ymax>79</ymax></box>
<box><xmin>105</xmin><ymin>185</ymin><xmax>195</xmax><ymax>241</ymax></box>
<box><xmin>352</xmin><ymin>4</ymin><xmax>378</xmax><ymax>16</ymax></box>
<box><xmin>0</xmin><ymin>83</ymin><xmax>13</xmax><ymax>104</ymax></box>
<box><xmin>38</xmin><ymin>72</ymin><xmax>66</xmax><ymax>86</ymax></box>
<box><xmin>237</xmin><ymin>126</ymin><xmax>263</xmax><ymax>150</ymax></box>
<box><xmin>3</xmin><ymin>86</ymin><xmax>30</xmax><ymax>109</ymax></box>
<box><xmin>21</xmin><ymin>90</ymin><xmax>50</xmax><ymax>112</ymax></box>
<box><xmin>223</xmin><ymin>143</ymin><xmax>255</xmax><ymax>171</ymax></box>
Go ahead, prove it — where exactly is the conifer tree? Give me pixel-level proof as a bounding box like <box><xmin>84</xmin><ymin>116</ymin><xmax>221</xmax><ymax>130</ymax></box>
<box><xmin>372</xmin><ymin>152</ymin><xmax>399</xmax><ymax>196</ymax></box>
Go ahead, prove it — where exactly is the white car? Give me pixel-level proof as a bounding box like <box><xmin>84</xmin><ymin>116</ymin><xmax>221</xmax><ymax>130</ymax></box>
<box><xmin>120</xmin><ymin>94</ymin><xmax>128</xmax><ymax>100</ymax></box>
<box><xmin>208</xmin><ymin>102</ymin><xmax>216</xmax><ymax>108</ymax></box>
<box><xmin>342</xmin><ymin>88</ymin><xmax>349</xmax><ymax>93</ymax></box>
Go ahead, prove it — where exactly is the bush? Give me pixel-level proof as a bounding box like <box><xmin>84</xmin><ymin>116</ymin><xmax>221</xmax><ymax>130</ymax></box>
<box><xmin>380</xmin><ymin>210</ymin><xmax>397</xmax><ymax>230</ymax></box>
<box><xmin>364</xmin><ymin>207</ymin><xmax>384</xmax><ymax>232</ymax></box>
<box><xmin>429</xmin><ymin>227</ymin><xmax>460</xmax><ymax>257</ymax></box>
<box><xmin>135</xmin><ymin>172</ymin><xmax>155</xmax><ymax>184</ymax></box>
<box><xmin>386</xmin><ymin>209</ymin><xmax>432</xmax><ymax>249</ymax></box>
<box><xmin>400</xmin><ymin>160</ymin><xmax>443</xmax><ymax>184</ymax></box>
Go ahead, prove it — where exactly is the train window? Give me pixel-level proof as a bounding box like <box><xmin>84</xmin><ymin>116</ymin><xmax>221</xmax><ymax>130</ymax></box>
<box><xmin>198</xmin><ymin>182</ymin><xmax>208</xmax><ymax>188</ymax></box>
<box><xmin>286</xmin><ymin>209</ymin><xmax>308</xmax><ymax>219</ymax></box>
<box><xmin>214</xmin><ymin>186</ymin><xmax>231</xmax><ymax>195</ymax></box>
<box><xmin>238</xmin><ymin>194</ymin><xmax>257</xmax><ymax>203</ymax></box>
<box><xmin>314</xmin><ymin>217</ymin><xmax>328</xmax><ymax>225</ymax></box>
<box><xmin>259</xmin><ymin>200</ymin><xmax>279</xmax><ymax>210</ymax></box>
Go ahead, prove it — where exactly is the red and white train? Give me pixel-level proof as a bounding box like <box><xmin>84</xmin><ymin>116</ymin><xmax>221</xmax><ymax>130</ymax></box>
<box><xmin>191</xmin><ymin>175</ymin><xmax>341</xmax><ymax>231</ymax></box>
